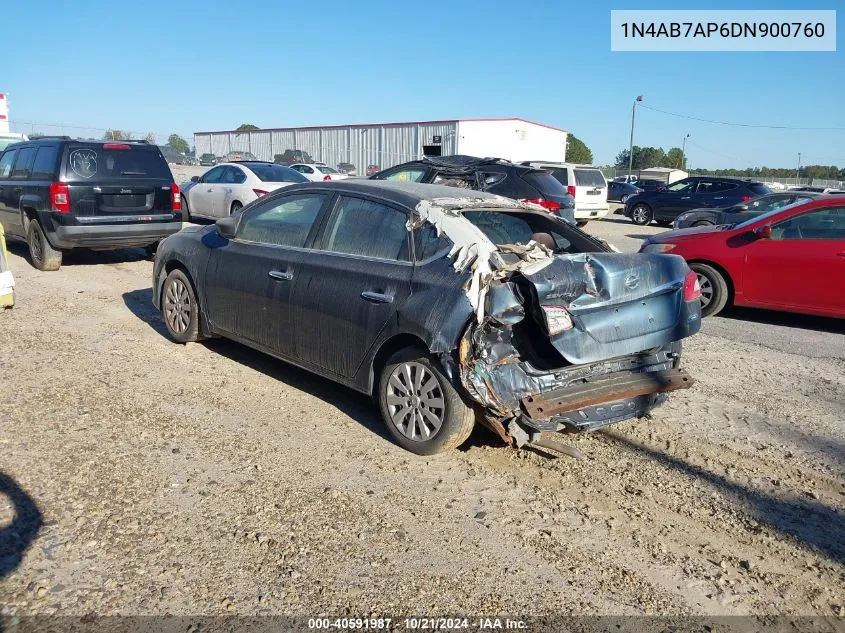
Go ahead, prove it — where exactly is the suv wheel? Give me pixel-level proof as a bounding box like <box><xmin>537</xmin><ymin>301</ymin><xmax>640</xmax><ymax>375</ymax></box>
<box><xmin>27</xmin><ymin>220</ymin><xmax>62</xmax><ymax>271</ymax></box>
<box><xmin>378</xmin><ymin>350</ymin><xmax>475</xmax><ymax>455</ymax></box>
<box><xmin>630</xmin><ymin>203</ymin><xmax>653</xmax><ymax>226</ymax></box>
<box><xmin>161</xmin><ymin>269</ymin><xmax>203</xmax><ymax>343</ymax></box>
<box><xmin>230</xmin><ymin>201</ymin><xmax>242</xmax><ymax>215</ymax></box>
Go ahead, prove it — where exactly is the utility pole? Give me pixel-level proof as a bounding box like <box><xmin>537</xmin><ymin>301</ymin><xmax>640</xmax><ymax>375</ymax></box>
<box><xmin>681</xmin><ymin>133</ymin><xmax>690</xmax><ymax>170</ymax></box>
<box><xmin>628</xmin><ymin>95</ymin><xmax>644</xmax><ymax>181</ymax></box>
<box><xmin>795</xmin><ymin>152</ymin><xmax>802</xmax><ymax>182</ymax></box>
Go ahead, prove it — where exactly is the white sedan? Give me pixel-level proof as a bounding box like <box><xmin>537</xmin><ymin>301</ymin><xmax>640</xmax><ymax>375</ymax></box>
<box><xmin>181</xmin><ymin>162</ymin><xmax>309</xmax><ymax>220</ymax></box>
<box><xmin>289</xmin><ymin>163</ymin><xmax>349</xmax><ymax>181</ymax></box>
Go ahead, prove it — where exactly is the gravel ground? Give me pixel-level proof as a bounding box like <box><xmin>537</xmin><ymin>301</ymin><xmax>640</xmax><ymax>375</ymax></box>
<box><xmin>1</xmin><ymin>172</ymin><xmax>843</xmax><ymax>621</ymax></box>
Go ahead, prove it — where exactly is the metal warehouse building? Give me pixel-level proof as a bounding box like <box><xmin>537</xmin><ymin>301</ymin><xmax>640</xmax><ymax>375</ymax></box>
<box><xmin>193</xmin><ymin>118</ymin><xmax>568</xmax><ymax>172</ymax></box>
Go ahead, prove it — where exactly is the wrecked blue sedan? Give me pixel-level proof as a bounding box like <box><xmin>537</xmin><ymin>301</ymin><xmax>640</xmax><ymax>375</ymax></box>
<box><xmin>152</xmin><ymin>180</ymin><xmax>701</xmax><ymax>455</ymax></box>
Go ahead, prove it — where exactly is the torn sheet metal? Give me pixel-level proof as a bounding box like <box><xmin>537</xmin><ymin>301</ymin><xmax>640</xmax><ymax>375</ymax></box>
<box><xmin>0</xmin><ymin>223</ymin><xmax>15</xmax><ymax>308</ymax></box>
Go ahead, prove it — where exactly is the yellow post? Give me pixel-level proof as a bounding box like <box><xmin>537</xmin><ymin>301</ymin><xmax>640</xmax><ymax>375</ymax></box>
<box><xmin>0</xmin><ymin>222</ymin><xmax>15</xmax><ymax>308</ymax></box>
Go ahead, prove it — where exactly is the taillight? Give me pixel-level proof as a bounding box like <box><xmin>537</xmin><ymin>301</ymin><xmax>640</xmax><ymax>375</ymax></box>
<box><xmin>103</xmin><ymin>143</ymin><xmax>130</xmax><ymax>150</ymax></box>
<box><xmin>741</xmin><ymin>195</ymin><xmax>752</xmax><ymax>202</ymax></box>
<box><xmin>567</xmin><ymin>185</ymin><xmax>576</xmax><ymax>198</ymax></box>
<box><xmin>541</xmin><ymin>305</ymin><xmax>574</xmax><ymax>336</ymax></box>
<box><xmin>684</xmin><ymin>270</ymin><xmax>701</xmax><ymax>302</ymax></box>
<box><xmin>171</xmin><ymin>183</ymin><xmax>181</xmax><ymax>211</ymax></box>
<box><xmin>253</xmin><ymin>188</ymin><xmax>269</xmax><ymax>197</ymax></box>
<box><xmin>323</xmin><ymin>175</ymin><xmax>332</xmax><ymax>181</ymax></box>
<box><xmin>519</xmin><ymin>198</ymin><xmax>561</xmax><ymax>213</ymax></box>
<box><xmin>50</xmin><ymin>182</ymin><xmax>70</xmax><ymax>213</ymax></box>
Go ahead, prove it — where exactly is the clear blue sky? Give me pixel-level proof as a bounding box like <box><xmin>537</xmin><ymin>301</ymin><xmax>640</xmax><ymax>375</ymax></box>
<box><xmin>3</xmin><ymin>0</ymin><xmax>842</xmax><ymax>169</ymax></box>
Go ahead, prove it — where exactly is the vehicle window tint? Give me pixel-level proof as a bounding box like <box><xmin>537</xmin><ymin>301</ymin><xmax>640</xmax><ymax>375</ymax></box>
<box><xmin>414</xmin><ymin>225</ymin><xmax>451</xmax><ymax>261</ymax></box>
<box><xmin>321</xmin><ymin>196</ymin><xmax>409</xmax><ymax>261</ymax></box>
<box><xmin>221</xmin><ymin>167</ymin><xmax>245</xmax><ymax>184</ymax></box>
<box><xmin>11</xmin><ymin>147</ymin><xmax>35</xmax><ymax>178</ymax></box>
<box><xmin>481</xmin><ymin>172</ymin><xmax>506</xmax><ymax>187</ymax></box>
<box><xmin>548</xmin><ymin>169</ymin><xmax>568</xmax><ymax>185</ymax></box>
<box><xmin>382</xmin><ymin>168</ymin><xmax>427</xmax><ymax>182</ymax></box>
<box><xmin>249</xmin><ymin>164</ymin><xmax>308</xmax><ymax>183</ymax></box>
<box><xmin>0</xmin><ymin>150</ymin><xmax>17</xmax><ymax>178</ymax></box>
<box><xmin>574</xmin><ymin>169</ymin><xmax>605</xmax><ymax>187</ymax></box>
<box><xmin>757</xmin><ymin>196</ymin><xmax>794</xmax><ymax>213</ymax></box>
<box><xmin>667</xmin><ymin>180</ymin><xmax>694</xmax><ymax>193</ymax></box>
<box><xmin>522</xmin><ymin>171</ymin><xmax>570</xmax><ymax>197</ymax></box>
<box><xmin>316</xmin><ymin>166</ymin><xmax>338</xmax><ymax>174</ymax></box>
<box><xmin>237</xmin><ymin>194</ymin><xmax>325</xmax><ymax>247</ymax></box>
<box><xmin>64</xmin><ymin>146</ymin><xmax>170</xmax><ymax>180</ymax></box>
<box><xmin>749</xmin><ymin>183</ymin><xmax>772</xmax><ymax>195</ymax></box>
<box><xmin>771</xmin><ymin>207</ymin><xmax>845</xmax><ymax>240</ymax></box>
<box><xmin>202</xmin><ymin>166</ymin><xmax>225</xmax><ymax>183</ymax></box>
<box><xmin>30</xmin><ymin>146</ymin><xmax>58</xmax><ymax>179</ymax></box>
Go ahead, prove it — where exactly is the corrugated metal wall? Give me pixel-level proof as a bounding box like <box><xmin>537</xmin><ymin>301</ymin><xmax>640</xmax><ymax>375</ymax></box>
<box><xmin>194</xmin><ymin>121</ymin><xmax>460</xmax><ymax>173</ymax></box>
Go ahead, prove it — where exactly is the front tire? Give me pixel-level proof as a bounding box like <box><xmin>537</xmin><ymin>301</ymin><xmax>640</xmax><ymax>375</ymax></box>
<box><xmin>27</xmin><ymin>220</ymin><xmax>62</xmax><ymax>271</ymax></box>
<box><xmin>378</xmin><ymin>350</ymin><xmax>475</xmax><ymax>455</ymax></box>
<box><xmin>630</xmin><ymin>203</ymin><xmax>653</xmax><ymax>226</ymax></box>
<box><xmin>690</xmin><ymin>263</ymin><xmax>729</xmax><ymax>317</ymax></box>
<box><xmin>161</xmin><ymin>269</ymin><xmax>203</xmax><ymax>343</ymax></box>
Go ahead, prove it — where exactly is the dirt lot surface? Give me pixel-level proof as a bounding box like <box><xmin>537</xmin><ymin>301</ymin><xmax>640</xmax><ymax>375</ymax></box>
<box><xmin>1</xmin><ymin>178</ymin><xmax>843</xmax><ymax>622</ymax></box>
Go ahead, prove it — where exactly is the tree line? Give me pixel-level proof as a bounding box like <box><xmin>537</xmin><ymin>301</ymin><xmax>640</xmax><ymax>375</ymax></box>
<box><xmin>614</xmin><ymin>145</ymin><xmax>843</xmax><ymax>181</ymax></box>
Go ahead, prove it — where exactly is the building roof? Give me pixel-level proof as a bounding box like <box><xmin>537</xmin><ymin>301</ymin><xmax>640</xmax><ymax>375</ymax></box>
<box><xmin>195</xmin><ymin>118</ymin><xmax>567</xmax><ymax>135</ymax></box>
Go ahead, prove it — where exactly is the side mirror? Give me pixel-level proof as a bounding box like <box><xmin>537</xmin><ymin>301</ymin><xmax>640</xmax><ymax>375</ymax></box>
<box><xmin>753</xmin><ymin>224</ymin><xmax>772</xmax><ymax>239</ymax></box>
<box><xmin>216</xmin><ymin>215</ymin><xmax>239</xmax><ymax>240</ymax></box>
<box><xmin>191</xmin><ymin>176</ymin><xmax>200</xmax><ymax>183</ymax></box>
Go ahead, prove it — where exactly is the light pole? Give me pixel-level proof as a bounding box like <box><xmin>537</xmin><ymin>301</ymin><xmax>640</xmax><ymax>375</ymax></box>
<box><xmin>681</xmin><ymin>133</ymin><xmax>690</xmax><ymax>170</ymax></box>
<box><xmin>628</xmin><ymin>95</ymin><xmax>644</xmax><ymax>181</ymax></box>
<box><xmin>795</xmin><ymin>152</ymin><xmax>802</xmax><ymax>182</ymax></box>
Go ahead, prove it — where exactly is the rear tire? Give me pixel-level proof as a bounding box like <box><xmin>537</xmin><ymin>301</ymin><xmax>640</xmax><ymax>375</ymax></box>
<box><xmin>230</xmin><ymin>201</ymin><xmax>242</xmax><ymax>215</ymax></box>
<box><xmin>630</xmin><ymin>203</ymin><xmax>653</xmax><ymax>226</ymax></box>
<box><xmin>27</xmin><ymin>220</ymin><xmax>62</xmax><ymax>271</ymax></box>
<box><xmin>161</xmin><ymin>269</ymin><xmax>203</xmax><ymax>343</ymax></box>
<box><xmin>378</xmin><ymin>349</ymin><xmax>475</xmax><ymax>455</ymax></box>
<box><xmin>690</xmin><ymin>263</ymin><xmax>729</xmax><ymax>317</ymax></box>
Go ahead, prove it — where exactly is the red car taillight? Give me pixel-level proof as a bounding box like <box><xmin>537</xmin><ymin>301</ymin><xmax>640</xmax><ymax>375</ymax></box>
<box><xmin>253</xmin><ymin>188</ymin><xmax>269</xmax><ymax>197</ymax></box>
<box><xmin>520</xmin><ymin>198</ymin><xmax>561</xmax><ymax>213</ymax></box>
<box><xmin>50</xmin><ymin>182</ymin><xmax>70</xmax><ymax>213</ymax></box>
<box><xmin>171</xmin><ymin>183</ymin><xmax>181</xmax><ymax>211</ymax></box>
<box><xmin>684</xmin><ymin>270</ymin><xmax>701</xmax><ymax>302</ymax></box>
<box><xmin>567</xmin><ymin>185</ymin><xmax>577</xmax><ymax>198</ymax></box>
<box><xmin>741</xmin><ymin>195</ymin><xmax>752</xmax><ymax>202</ymax></box>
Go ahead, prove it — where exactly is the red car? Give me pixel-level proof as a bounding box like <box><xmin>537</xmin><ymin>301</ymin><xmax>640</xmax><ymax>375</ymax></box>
<box><xmin>639</xmin><ymin>196</ymin><xmax>845</xmax><ymax>318</ymax></box>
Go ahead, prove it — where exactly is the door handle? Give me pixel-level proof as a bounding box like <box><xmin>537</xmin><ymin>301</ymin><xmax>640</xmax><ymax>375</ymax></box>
<box><xmin>268</xmin><ymin>270</ymin><xmax>293</xmax><ymax>281</ymax></box>
<box><xmin>361</xmin><ymin>291</ymin><xmax>393</xmax><ymax>304</ymax></box>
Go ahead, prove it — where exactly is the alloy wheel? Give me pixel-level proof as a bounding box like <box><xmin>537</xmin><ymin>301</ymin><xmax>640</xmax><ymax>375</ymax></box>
<box><xmin>385</xmin><ymin>362</ymin><xmax>445</xmax><ymax>441</ymax></box>
<box><xmin>697</xmin><ymin>273</ymin><xmax>714</xmax><ymax>310</ymax></box>
<box><xmin>164</xmin><ymin>278</ymin><xmax>192</xmax><ymax>334</ymax></box>
<box><xmin>632</xmin><ymin>205</ymin><xmax>650</xmax><ymax>224</ymax></box>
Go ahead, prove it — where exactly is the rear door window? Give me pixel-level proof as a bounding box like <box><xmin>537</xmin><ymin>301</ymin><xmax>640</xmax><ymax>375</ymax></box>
<box><xmin>30</xmin><ymin>146</ymin><xmax>58</xmax><ymax>180</ymax></box>
<box><xmin>11</xmin><ymin>147</ymin><xmax>36</xmax><ymax>179</ymax></box>
<box><xmin>574</xmin><ymin>169</ymin><xmax>606</xmax><ymax>187</ymax></box>
<box><xmin>237</xmin><ymin>194</ymin><xmax>326</xmax><ymax>247</ymax></box>
<box><xmin>0</xmin><ymin>150</ymin><xmax>17</xmax><ymax>178</ymax></box>
<box><xmin>222</xmin><ymin>166</ymin><xmax>246</xmax><ymax>184</ymax></box>
<box><xmin>548</xmin><ymin>168</ymin><xmax>568</xmax><ymax>185</ymax></box>
<box><xmin>319</xmin><ymin>196</ymin><xmax>410</xmax><ymax>261</ymax></box>
<box><xmin>414</xmin><ymin>225</ymin><xmax>451</xmax><ymax>261</ymax></box>
<box><xmin>772</xmin><ymin>207</ymin><xmax>845</xmax><ymax>240</ymax></box>
<box><xmin>202</xmin><ymin>166</ymin><xmax>225</xmax><ymax>183</ymax></box>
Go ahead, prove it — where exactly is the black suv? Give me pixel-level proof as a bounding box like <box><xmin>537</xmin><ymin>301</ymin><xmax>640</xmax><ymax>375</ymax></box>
<box><xmin>623</xmin><ymin>176</ymin><xmax>771</xmax><ymax>226</ymax></box>
<box><xmin>370</xmin><ymin>156</ymin><xmax>576</xmax><ymax>223</ymax></box>
<box><xmin>0</xmin><ymin>137</ymin><xmax>182</xmax><ymax>270</ymax></box>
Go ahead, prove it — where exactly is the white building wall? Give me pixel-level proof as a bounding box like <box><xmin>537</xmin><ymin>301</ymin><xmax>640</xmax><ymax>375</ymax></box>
<box><xmin>456</xmin><ymin>120</ymin><xmax>567</xmax><ymax>163</ymax></box>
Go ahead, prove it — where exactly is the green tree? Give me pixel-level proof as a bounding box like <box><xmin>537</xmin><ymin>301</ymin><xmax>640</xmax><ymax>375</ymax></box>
<box><xmin>614</xmin><ymin>146</ymin><xmax>666</xmax><ymax>170</ymax></box>
<box><xmin>168</xmin><ymin>134</ymin><xmax>190</xmax><ymax>154</ymax></box>
<box><xmin>236</xmin><ymin>123</ymin><xmax>260</xmax><ymax>131</ymax></box>
<box><xmin>565</xmin><ymin>135</ymin><xmax>593</xmax><ymax>164</ymax></box>
<box><xmin>663</xmin><ymin>148</ymin><xmax>684</xmax><ymax>169</ymax></box>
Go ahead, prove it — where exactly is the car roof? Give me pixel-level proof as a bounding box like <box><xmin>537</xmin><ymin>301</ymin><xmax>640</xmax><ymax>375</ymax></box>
<box><xmin>275</xmin><ymin>179</ymin><xmax>507</xmax><ymax>208</ymax></box>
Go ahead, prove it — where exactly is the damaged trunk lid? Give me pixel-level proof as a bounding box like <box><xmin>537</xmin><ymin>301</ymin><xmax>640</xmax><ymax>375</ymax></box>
<box><xmin>516</xmin><ymin>252</ymin><xmax>698</xmax><ymax>364</ymax></box>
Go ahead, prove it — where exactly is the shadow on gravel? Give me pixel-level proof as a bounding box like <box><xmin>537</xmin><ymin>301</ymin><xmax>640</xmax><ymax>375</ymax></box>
<box><xmin>605</xmin><ymin>433</ymin><xmax>845</xmax><ymax>564</ymax></box>
<box><xmin>717</xmin><ymin>305</ymin><xmax>844</xmax><ymax>335</ymax></box>
<box><xmin>122</xmin><ymin>288</ymin><xmax>169</xmax><ymax>337</ymax></box>
<box><xmin>5</xmin><ymin>240</ymin><xmax>147</xmax><ymax>267</ymax></box>
<box><xmin>0</xmin><ymin>472</ymin><xmax>43</xmax><ymax>579</ymax></box>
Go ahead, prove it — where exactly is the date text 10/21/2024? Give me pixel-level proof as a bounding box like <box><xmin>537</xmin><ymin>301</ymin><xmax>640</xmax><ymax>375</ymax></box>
<box><xmin>307</xmin><ymin>617</ymin><xmax>528</xmax><ymax>630</ymax></box>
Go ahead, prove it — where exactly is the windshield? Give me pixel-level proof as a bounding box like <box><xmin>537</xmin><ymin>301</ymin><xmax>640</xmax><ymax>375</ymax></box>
<box><xmin>733</xmin><ymin>198</ymin><xmax>809</xmax><ymax>229</ymax></box>
<box><xmin>249</xmin><ymin>164</ymin><xmax>309</xmax><ymax>183</ymax></box>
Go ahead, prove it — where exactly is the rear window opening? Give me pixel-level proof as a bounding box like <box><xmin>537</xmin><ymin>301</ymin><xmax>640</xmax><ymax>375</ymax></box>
<box><xmin>249</xmin><ymin>164</ymin><xmax>309</xmax><ymax>183</ymax></box>
<box><xmin>574</xmin><ymin>169</ymin><xmax>606</xmax><ymax>187</ymax></box>
<box><xmin>749</xmin><ymin>183</ymin><xmax>772</xmax><ymax>195</ymax></box>
<box><xmin>64</xmin><ymin>145</ymin><xmax>171</xmax><ymax>180</ymax></box>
